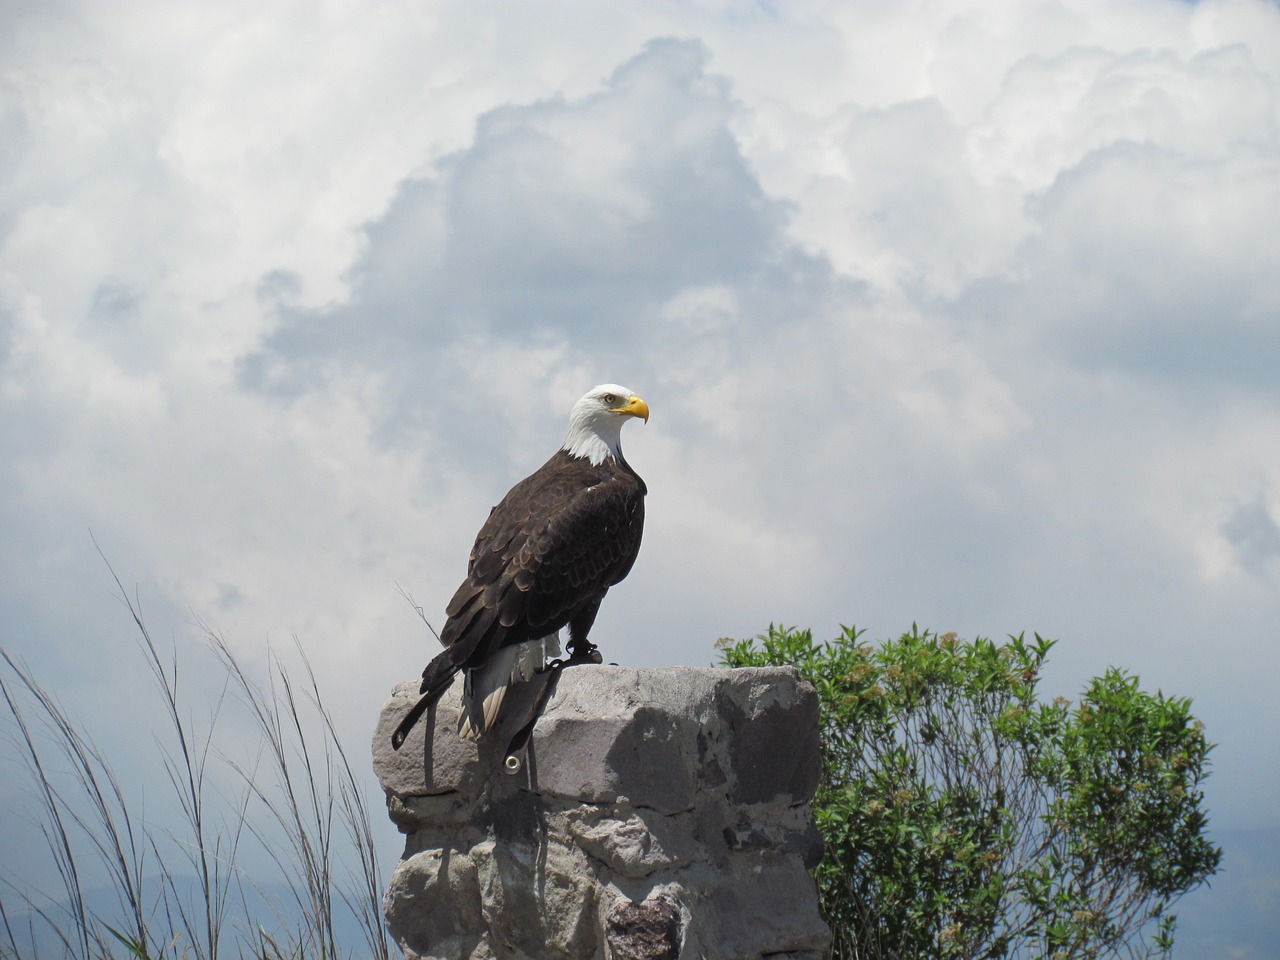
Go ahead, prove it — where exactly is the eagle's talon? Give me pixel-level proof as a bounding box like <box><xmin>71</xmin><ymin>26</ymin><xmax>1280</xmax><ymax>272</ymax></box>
<box><xmin>566</xmin><ymin>641</ymin><xmax>602</xmax><ymax>665</ymax></box>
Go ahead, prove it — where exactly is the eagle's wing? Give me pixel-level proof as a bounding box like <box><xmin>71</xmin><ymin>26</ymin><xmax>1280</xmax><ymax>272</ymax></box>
<box><xmin>440</xmin><ymin>453</ymin><xmax>644</xmax><ymax>669</ymax></box>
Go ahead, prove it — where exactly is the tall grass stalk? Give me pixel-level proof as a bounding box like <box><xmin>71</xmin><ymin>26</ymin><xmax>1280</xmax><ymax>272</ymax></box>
<box><xmin>0</xmin><ymin>567</ymin><xmax>391</xmax><ymax>960</ymax></box>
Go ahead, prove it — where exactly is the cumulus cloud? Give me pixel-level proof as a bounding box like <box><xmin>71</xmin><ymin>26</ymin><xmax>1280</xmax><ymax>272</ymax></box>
<box><xmin>248</xmin><ymin>39</ymin><xmax>796</xmax><ymax>391</ymax></box>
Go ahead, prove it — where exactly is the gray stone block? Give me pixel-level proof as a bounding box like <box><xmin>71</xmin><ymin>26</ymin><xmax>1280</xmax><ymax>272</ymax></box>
<box><xmin>375</xmin><ymin>664</ymin><xmax>829</xmax><ymax>960</ymax></box>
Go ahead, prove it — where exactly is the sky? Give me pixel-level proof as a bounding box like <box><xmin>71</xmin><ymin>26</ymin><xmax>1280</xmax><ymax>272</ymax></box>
<box><xmin>2</xmin><ymin>0</ymin><xmax>1278</xmax><ymax>954</ymax></box>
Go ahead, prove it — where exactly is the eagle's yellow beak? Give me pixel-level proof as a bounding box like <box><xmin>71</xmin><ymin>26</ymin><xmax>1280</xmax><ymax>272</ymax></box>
<box><xmin>614</xmin><ymin>395</ymin><xmax>649</xmax><ymax>423</ymax></box>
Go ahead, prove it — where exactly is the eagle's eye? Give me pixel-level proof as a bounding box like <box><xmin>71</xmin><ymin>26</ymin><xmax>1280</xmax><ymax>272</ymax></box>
<box><xmin>602</xmin><ymin>394</ymin><xmax>618</xmax><ymax>405</ymax></box>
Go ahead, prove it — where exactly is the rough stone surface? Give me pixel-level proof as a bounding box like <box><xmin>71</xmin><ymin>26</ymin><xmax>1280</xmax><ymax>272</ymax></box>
<box><xmin>606</xmin><ymin>893</ymin><xmax>682</xmax><ymax>960</ymax></box>
<box><xmin>374</xmin><ymin>665</ymin><xmax>830</xmax><ymax>960</ymax></box>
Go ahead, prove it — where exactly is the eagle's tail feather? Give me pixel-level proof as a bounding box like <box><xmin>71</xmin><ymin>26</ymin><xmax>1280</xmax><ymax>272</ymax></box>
<box><xmin>458</xmin><ymin>633</ymin><xmax>560</xmax><ymax>740</ymax></box>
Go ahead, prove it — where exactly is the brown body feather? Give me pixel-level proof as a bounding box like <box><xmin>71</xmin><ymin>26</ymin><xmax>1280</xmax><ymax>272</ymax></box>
<box><xmin>441</xmin><ymin>447</ymin><xmax>646</xmax><ymax>678</ymax></box>
<box><xmin>388</xmin><ymin>385</ymin><xmax>649</xmax><ymax>749</ymax></box>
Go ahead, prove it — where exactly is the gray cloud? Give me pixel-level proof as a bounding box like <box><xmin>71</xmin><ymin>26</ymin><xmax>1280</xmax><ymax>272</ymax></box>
<box><xmin>248</xmin><ymin>39</ymin><xmax>804</xmax><ymax>381</ymax></box>
<box><xmin>1224</xmin><ymin>496</ymin><xmax>1280</xmax><ymax>576</ymax></box>
<box><xmin>1009</xmin><ymin>143</ymin><xmax>1280</xmax><ymax>386</ymax></box>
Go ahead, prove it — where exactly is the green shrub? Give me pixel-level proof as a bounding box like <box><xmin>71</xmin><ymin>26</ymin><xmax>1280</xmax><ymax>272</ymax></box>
<box><xmin>718</xmin><ymin>625</ymin><xmax>1221</xmax><ymax>960</ymax></box>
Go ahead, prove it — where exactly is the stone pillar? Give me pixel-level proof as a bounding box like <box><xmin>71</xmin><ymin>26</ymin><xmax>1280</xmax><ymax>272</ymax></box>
<box><xmin>372</xmin><ymin>665</ymin><xmax>830</xmax><ymax>960</ymax></box>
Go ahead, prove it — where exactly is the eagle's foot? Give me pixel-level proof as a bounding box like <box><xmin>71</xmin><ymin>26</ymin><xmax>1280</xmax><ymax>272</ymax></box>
<box><xmin>565</xmin><ymin>640</ymin><xmax>603</xmax><ymax>665</ymax></box>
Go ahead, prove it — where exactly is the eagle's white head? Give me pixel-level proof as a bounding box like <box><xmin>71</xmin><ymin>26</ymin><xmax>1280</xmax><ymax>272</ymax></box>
<box><xmin>562</xmin><ymin>384</ymin><xmax>649</xmax><ymax>465</ymax></box>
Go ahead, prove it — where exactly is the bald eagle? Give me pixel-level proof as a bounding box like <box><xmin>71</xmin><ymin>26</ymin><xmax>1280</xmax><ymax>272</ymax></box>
<box><xmin>391</xmin><ymin>384</ymin><xmax>648</xmax><ymax>749</ymax></box>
